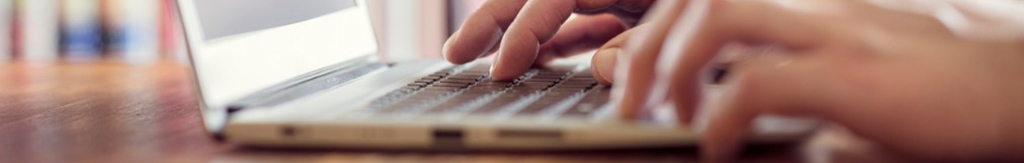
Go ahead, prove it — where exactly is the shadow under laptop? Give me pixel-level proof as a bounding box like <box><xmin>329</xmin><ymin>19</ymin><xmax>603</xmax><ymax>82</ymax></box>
<box><xmin>212</xmin><ymin>142</ymin><xmax>803</xmax><ymax>162</ymax></box>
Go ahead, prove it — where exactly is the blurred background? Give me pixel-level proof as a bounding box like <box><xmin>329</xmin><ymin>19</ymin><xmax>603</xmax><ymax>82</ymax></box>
<box><xmin>0</xmin><ymin>0</ymin><xmax>487</xmax><ymax>65</ymax></box>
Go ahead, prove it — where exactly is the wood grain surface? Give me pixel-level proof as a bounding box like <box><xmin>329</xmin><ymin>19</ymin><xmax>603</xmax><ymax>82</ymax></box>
<box><xmin>0</xmin><ymin>60</ymin><xmax>915</xmax><ymax>163</ymax></box>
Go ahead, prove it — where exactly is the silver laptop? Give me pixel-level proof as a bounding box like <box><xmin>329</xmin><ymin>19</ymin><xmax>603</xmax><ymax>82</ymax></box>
<box><xmin>175</xmin><ymin>0</ymin><xmax>816</xmax><ymax>149</ymax></box>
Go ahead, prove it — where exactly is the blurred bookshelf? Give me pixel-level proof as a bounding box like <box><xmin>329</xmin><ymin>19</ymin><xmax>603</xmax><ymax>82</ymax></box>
<box><xmin>0</xmin><ymin>0</ymin><xmax>492</xmax><ymax>65</ymax></box>
<box><xmin>1</xmin><ymin>0</ymin><xmax>185</xmax><ymax>65</ymax></box>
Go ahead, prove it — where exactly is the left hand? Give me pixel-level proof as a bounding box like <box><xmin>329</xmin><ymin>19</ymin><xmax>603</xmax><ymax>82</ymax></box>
<box><xmin>442</xmin><ymin>0</ymin><xmax>657</xmax><ymax>81</ymax></box>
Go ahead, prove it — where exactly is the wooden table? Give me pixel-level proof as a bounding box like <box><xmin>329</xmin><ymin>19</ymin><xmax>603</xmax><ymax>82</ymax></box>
<box><xmin>0</xmin><ymin>60</ymin><xmax>917</xmax><ymax>163</ymax></box>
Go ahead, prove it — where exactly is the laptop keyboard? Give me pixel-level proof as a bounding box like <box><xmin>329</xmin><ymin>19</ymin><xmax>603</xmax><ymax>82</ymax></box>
<box><xmin>367</xmin><ymin>64</ymin><xmax>611</xmax><ymax>120</ymax></box>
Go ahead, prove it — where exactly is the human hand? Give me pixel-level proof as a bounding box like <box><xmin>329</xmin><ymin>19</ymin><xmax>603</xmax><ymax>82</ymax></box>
<box><xmin>442</xmin><ymin>0</ymin><xmax>655</xmax><ymax>82</ymax></box>
<box><xmin>612</xmin><ymin>0</ymin><xmax>1024</xmax><ymax>161</ymax></box>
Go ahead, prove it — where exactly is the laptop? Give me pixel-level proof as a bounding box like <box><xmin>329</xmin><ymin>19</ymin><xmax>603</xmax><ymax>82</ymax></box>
<box><xmin>175</xmin><ymin>0</ymin><xmax>817</xmax><ymax>149</ymax></box>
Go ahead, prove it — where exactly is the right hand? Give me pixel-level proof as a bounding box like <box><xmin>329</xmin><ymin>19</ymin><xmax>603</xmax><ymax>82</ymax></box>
<box><xmin>617</xmin><ymin>0</ymin><xmax>1024</xmax><ymax>162</ymax></box>
<box><xmin>442</xmin><ymin>0</ymin><xmax>656</xmax><ymax>83</ymax></box>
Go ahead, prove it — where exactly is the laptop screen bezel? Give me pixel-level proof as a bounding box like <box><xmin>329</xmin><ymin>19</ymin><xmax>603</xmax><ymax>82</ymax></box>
<box><xmin>175</xmin><ymin>0</ymin><xmax>377</xmax><ymax>133</ymax></box>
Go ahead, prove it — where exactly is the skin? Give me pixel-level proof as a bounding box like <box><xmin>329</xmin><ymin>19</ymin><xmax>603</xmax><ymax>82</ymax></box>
<box><xmin>443</xmin><ymin>0</ymin><xmax>655</xmax><ymax>80</ymax></box>
<box><xmin>444</xmin><ymin>0</ymin><xmax>1024</xmax><ymax>162</ymax></box>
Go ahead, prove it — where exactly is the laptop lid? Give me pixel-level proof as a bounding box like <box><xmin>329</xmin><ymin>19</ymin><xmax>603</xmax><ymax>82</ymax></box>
<box><xmin>175</xmin><ymin>0</ymin><xmax>378</xmax><ymax>132</ymax></box>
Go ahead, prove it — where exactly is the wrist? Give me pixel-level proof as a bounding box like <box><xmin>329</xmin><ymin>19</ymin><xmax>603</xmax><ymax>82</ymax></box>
<box><xmin>1008</xmin><ymin>112</ymin><xmax>1024</xmax><ymax>161</ymax></box>
<box><xmin>1018</xmin><ymin>119</ymin><xmax>1024</xmax><ymax>160</ymax></box>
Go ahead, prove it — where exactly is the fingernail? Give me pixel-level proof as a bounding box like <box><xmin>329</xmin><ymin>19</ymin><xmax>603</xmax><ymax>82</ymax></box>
<box><xmin>593</xmin><ymin>48</ymin><xmax>620</xmax><ymax>84</ymax></box>
<box><xmin>441</xmin><ymin>43</ymin><xmax>451</xmax><ymax>61</ymax></box>
<box><xmin>442</xmin><ymin>33</ymin><xmax>458</xmax><ymax>63</ymax></box>
<box><xmin>489</xmin><ymin>52</ymin><xmax>504</xmax><ymax>80</ymax></box>
<box><xmin>489</xmin><ymin>62</ymin><xmax>497</xmax><ymax>75</ymax></box>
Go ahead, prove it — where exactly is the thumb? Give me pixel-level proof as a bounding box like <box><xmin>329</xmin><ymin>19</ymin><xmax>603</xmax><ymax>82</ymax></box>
<box><xmin>592</xmin><ymin>23</ymin><xmax>652</xmax><ymax>84</ymax></box>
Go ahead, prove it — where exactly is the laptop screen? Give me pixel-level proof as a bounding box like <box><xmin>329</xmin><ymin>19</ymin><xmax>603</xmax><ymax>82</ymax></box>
<box><xmin>195</xmin><ymin>0</ymin><xmax>356</xmax><ymax>41</ymax></box>
<box><xmin>179</xmin><ymin>0</ymin><xmax>378</xmax><ymax>110</ymax></box>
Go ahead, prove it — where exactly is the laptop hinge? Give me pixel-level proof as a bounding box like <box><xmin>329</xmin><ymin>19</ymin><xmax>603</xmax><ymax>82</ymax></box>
<box><xmin>226</xmin><ymin>57</ymin><xmax>387</xmax><ymax>112</ymax></box>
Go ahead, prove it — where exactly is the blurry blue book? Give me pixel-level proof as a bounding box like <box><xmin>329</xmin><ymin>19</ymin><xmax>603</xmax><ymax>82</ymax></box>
<box><xmin>60</xmin><ymin>0</ymin><xmax>102</xmax><ymax>62</ymax></box>
<box><xmin>106</xmin><ymin>0</ymin><xmax>158</xmax><ymax>64</ymax></box>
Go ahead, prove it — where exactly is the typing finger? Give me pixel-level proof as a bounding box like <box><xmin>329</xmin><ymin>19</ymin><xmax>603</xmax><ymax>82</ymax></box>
<box><xmin>615</xmin><ymin>0</ymin><xmax>690</xmax><ymax>121</ymax></box>
<box><xmin>700</xmin><ymin>53</ymin><xmax>831</xmax><ymax>162</ymax></box>
<box><xmin>534</xmin><ymin>14</ymin><xmax>628</xmax><ymax>68</ymax></box>
<box><xmin>591</xmin><ymin>23</ymin><xmax>651</xmax><ymax>85</ymax></box>
<box><xmin>491</xmin><ymin>0</ymin><xmax>636</xmax><ymax>80</ymax></box>
<box><xmin>659</xmin><ymin>0</ymin><xmax>820</xmax><ymax>124</ymax></box>
<box><xmin>443</xmin><ymin>0</ymin><xmax>529</xmax><ymax>64</ymax></box>
<box><xmin>637</xmin><ymin>0</ymin><xmax>826</xmax><ymax>161</ymax></box>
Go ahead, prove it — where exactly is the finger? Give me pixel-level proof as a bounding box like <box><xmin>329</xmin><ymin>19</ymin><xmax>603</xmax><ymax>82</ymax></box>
<box><xmin>615</xmin><ymin>0</ymin><xmax>692</xmax><ymax>120</ymax></box>
<box><xmin>634</xmin><ymin>0</ymin><xmax>825</xmax><ymax>161</ymax></box>
<box><xmin>591</xmin><ymin>23</ymin><xmax>651</xmax><ymax>85</ymax></box>
<box><xmin>491</xmin><ymin>0</ymin><xmax>627</xmax><ymax>81</ymax></box>
<box><xmin>534</xmin><ymin>14</ymin><xmax>627</xmax><ymax>67</ymax></box>
<box><xmin>700</xmin><ymin>54</ymin><xmax>829</xmax><ymax>162</ymax></box>
<box><xmin>661</xmin><ymin>0</ymin><xmax>821</xmax><ymax>124</ymax></box>
<box><xmin>443</xmin><ymin>0</ymin><xmax>529</xmax><ymax>64</ymax></box>
<box><xmin>579</xmin><ymin>0</ymin><xmax>657</xmax><ymax>25</ymax></box>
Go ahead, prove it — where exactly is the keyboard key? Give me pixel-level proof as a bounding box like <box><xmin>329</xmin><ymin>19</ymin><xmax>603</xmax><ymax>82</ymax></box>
<box><xmin>475</xmin><ymin>82</ymin><xmax>513</xmax><ymax>87</ymax></box>
<box><xmin>561</xmin><ymin>85</ymin><xmax>611</xmax><ymax>118</ymax></box>
<box><xmin>529</xmin><ymin>75</ymin><xmax>564</xmax><ymax>80</ymax></box>
<box><xmin>469</xmin><ymin>98</ymin><xmax>517</xmax><ymax>115</ymax></box>
<box><xmin>521</xmin><ymin>81</ymin><xmax>558</xmax><ymax>87</ymax></box>
<box><xmin>515</xmin><ymin>95</ymin><xmax>572</xmax><ymax>116</ymax></box>
<box><xmin>422</xmin><ymin>86</ymin><xmax>462</xmax><ymax>92</ymax></box>
<box><xmin>437</xmin><ymin>84</ymin><xmax>471</xmax><ymax>89</ymax></box>
<box><xmin>407</xmin><ymin>82</ymin><xmax>429</xmax><ymax>87</ymax></box>
<box><xmin>367</xmin><ymin>65</ymin><xmax>612</xmax><ymax>121</ymax></box>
